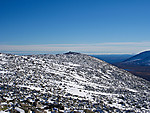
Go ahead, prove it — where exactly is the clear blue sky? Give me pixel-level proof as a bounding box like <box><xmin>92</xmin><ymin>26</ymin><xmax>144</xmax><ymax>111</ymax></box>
<box><xmin>0</xmin><ymin>0</ymin><xmax>150</xmax><ymax>54</ymax></box>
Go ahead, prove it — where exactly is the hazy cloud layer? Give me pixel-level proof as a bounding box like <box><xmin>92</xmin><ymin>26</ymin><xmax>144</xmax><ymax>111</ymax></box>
<box><xmin>0</xmin><ymin>42</ymin><xmax>150</xmax><ymax>54</ymax></box>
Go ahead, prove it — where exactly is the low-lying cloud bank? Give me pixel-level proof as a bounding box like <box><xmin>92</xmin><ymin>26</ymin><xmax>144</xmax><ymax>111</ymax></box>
<box><xmin>0</xmin><ymin>42</ymin><xmax>150</xmax><ymax>55</ymax></box>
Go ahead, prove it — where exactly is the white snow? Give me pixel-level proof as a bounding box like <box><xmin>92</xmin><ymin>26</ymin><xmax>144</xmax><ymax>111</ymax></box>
<box><xmin>126</xmin><ymin>88</ymin><xmax>138</xmax><ymax>93</ymax></box>
<box><xmin>17</xmin><ymin>85</ymin><xmax>41</xmax><ymax>91</ymax></box>
<box><xmin>0</xmin><ymin>102</ymin><xmax>7</xmax><ymax>105</ymax></box>
<box><xmin>3</xmin><ymin>97</ymin><xmax>13</xmax><ymax>101</ymax></box>
<box><xmin>0</xmin><ymin>71</ymin><xmax>7</xmax><ymax>74</ymax></box>
<box><xmin>67</xmin><ymin>87</ymin><xmax>87</xmax><ymax>97</ymax></box>
<box><xmin>67</xmin><ymin>62</ymin><xmax>80</xmax><ymax>67</ymax></box>
<box><xmin>0</xmin><ymin>61</ymin><xmax>6</xmax><ymax>64</ymax></box>
<box><xmin>71</xmin><ymin>73</ymin><xmax>86</xmax><ymax>81</ymax></box>
<box><xmin>15</xmin><ymin>107</ymin><xmax>25</xmax><ymax>113</ymax></box>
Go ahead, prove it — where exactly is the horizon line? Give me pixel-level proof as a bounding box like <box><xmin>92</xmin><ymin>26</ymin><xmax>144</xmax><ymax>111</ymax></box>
<box><xmin>0</xmin><ymin>51</ymin><xmax>136</xmax><ymax>55</ymax></box>
<box><xmin>0</xmin><ymin>42</ymin><xmax>150</xmax><ymax>55</ymax></box>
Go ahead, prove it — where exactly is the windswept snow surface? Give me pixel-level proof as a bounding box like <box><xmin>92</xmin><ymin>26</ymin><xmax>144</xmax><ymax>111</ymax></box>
<box><xmin>0</xmin><ymin>111</ymin><xmax>9</xmax><ymax>113</ymax></box>
<box><xmin>0</xmin><ymin>52</ymin><xmax>150</xmax><ymax>112</ymax></box>
<box><xmin>15</xmin><ymin>107</ymin><xmax>25</xmax><ymax>113</ymax></box>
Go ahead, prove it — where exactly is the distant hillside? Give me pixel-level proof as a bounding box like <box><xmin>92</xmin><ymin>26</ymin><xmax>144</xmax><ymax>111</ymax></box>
<box><xmin>115</xmin><ymin>50</ymin><xmax>150</xmax><ymax>81</ymax></box>
<box><xmin>122</xmin><ymin>51</ymin><xmax>150</xmax><ymax>66</ymax></box>
<box><xmin>91</xmin><ymin>54</ymin><xmax>133</xmax><ymax>64</ymax></box>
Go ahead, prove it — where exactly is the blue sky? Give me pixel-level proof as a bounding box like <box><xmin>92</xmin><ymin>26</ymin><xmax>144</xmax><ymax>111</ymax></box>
<box><xmin>0</xmin><ymin>0</ymin><xmax>150</xmax><ymax>54</ymax></box>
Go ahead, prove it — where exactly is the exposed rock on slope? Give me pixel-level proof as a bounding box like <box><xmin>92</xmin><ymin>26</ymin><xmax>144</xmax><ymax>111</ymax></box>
<box><xmin>0</xmin><ymin>52</ymin><xmax>150</xmax><ymax>112</ymax></box>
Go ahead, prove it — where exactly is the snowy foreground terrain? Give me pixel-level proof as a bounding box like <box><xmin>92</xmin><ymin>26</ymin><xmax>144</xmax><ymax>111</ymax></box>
<box><xmin>0</xmin><ymin>52</ymin><xmax>150</xmax><ymax>113</ymax></box>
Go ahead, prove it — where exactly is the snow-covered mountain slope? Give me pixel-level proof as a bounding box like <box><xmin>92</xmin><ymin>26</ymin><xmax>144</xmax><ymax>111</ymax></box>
<box><xmin>0</xmin><ymin>52</ymin><xmax>150</xmax><ymax>112</ymax></box>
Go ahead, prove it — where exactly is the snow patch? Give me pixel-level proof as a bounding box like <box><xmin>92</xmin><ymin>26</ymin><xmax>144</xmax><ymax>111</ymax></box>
<box><xmin>126</xmin><ymin>88</ymin><xmax>138</xmax><ymax>93</ymax></box>
<box><xmin>15</xmin><ymin>107</ymin><xmax>25</xmax><ymax>113</ymax></box>
<box><xmin>17</xmin><ymin>85</ymin><xmax>41</xmax><ymax>91</ymax></box>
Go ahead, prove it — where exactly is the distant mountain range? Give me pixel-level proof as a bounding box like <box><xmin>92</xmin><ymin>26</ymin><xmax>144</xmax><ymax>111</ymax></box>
<box><xmin>122</xmin><ymin>51</ymin><xmax>150</xmax><ymax>66</ymax></box>
<box><xmin>115</xmin><ymin>50</ymin><xmax>150</xmax><ymax>81</ymax></box>
<box><xmin>0</xmin><ymin>52</ymin><xmax>150</xmax><ymax>112</ymax></box>
<box><xmin>91</xmin><ymin>54</ymin><xmax>133</xmax><ymax>64</ymax></box>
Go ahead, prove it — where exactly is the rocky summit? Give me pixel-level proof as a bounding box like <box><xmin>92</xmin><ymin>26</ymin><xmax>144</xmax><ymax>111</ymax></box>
<box><xmin>0</xmin><ymin>52</ymin><xmax>150</xmax><ymax>113</ymax></box>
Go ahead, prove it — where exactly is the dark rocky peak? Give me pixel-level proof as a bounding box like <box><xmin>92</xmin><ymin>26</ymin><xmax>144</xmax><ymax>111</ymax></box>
<box><xmin>64</xmin><ymin>51</ymin><xmax>81</xmax><ymax>55</ymax></box>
